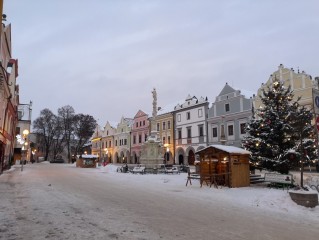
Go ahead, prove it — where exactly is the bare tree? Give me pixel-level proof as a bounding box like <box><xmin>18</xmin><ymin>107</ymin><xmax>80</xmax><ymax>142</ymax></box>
<box><xmin>51</xmin><ymin>116</ymin><xmax>65</xmax><ymax>158</ymax></box>
<box><xmin>33</xmin><ymin>109</ymin><xmax>58</xmax><ymax>161</ymax></box>
<box><xmin>58</xmin><ymin>105</ymin><xmax>75</xmax><ymax>163</ymax></box>
<box><xmin>73</xmin><ymin>114</ymin><xmax>97</xmax><ymax>156</ymax></box>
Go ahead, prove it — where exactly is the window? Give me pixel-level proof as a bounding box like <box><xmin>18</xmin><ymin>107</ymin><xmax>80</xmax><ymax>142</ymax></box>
<box><xmin>124</xmin><ymin>139</ymin><xmax>127</xmax><ymax>145</ymax></box>
<box><xmin>139</xmin><ymin>135</ymin><xmax>142</xmax><ymax>143</ymax></box>
<box><xmin>163</xmin><ymin>122</ymin><xmax>166</xmax><ymax>130</ymax></box>
<box><xmin>143</xmin><ymin>120</ymin><xmax>145</xmax><ymax>126</ymax></box>
<box><xmin>186</xmin><ymin>112</ymin><xmax>190</xmax><ymax>120</ymax></box>
<box><xmin>198</xmin><ymin>109</ymin><xmax>203</xmax><ymax>117</ymax></box>
<box><xmin>213</xmin><ymin>127</ymin><xmax>217</xmax><ymax>138</ymax></box>
<box><xmin>18</xmin><ymin>111</ymin><xmax>23</xmax><ymax>120</ymax></box>
<box><xmin>178</xmin><ymin>129</ymin><xmax>182</xmax><ymax>139</ymax></box>
<box><xmin>16</xmin><ymin>127</ymin><xmax>20</xmax><ymax>135</ymax></box>
<box><xmin>133</xmin><ymin>135</ymin><xmax>136</xmax><ymax>144</ymax></box>
<box><xmin>228</xmin><ymin>125</ymin><xmax>234</xmax><ymax>136</ymax></box>
<box><xmin>102</xmin><ymin>142</ymin><xmax>104</xmax><ymax>149</ymax></box>
<box><xmin>136</xmin><ymin>122</ymin><xmax>138</xmax><ymax>128</ymax></box>
<box><xmin>168</xmin><ymin>121</ymin><xmax>171</xmax><ymax>129</ymax></box>
<box><xmin>140</xmin><ymin>121</ymin><xmax>142</xmax><ymax>127</ymax></box>
<box><xmin>115</xmin><ymin>140</ymin><xmax>118</xmax><ymax>146</ymax></box>
<box><xmin>163</xmin><ymin>137</ymin><xmax>166</xmax><ymax>145</ymax></box>
<box><xmin>109</xmin><ymin>141</ymin><xmax>111</xmax><ymax>147</ymax></box>
<box><xmin>145</xmin><ymin>134</ymin><xmax>148</xmax><ymax>142</ymax></box>
<box><xmin>187</xmin><ymin>127</ymin><xmax>192</xmax><ymax>138</ymax></box>
<box><xmin>168</xmin><ymin>136</ymin><xmax>171</xmax><ymax>144</ymax></box>
<box><xmin>121</xmin><ymin>128</ymin><xmax>123</xmax><ymax>132</ymax></box>
<box><xmin>120</xmin><ymin>139</ymin><xmax>122</xmax><ymax>146</ymax></box>
<box><xmin>198</xmin><ymin>125</ymin><xmax>204</xmax><ymax>137</ymax></box>
<box><xmin>240</xmin><ymin>123</ymin><xmax>246</xmax><ymax>134</ymax></box>
<box><xmin>177</xmin><ymin>114</ymin><xmax>181</xmax><ymax>122</ymax></box>
<box><xmin>225</xmin><ymin>103</ymin><xmax>230</xmax><ymax>112</ymax></box>
<box><xmin>157</xmin><ymin>123</ymin><xmax>160</xmax><ymax>131</ymax></box>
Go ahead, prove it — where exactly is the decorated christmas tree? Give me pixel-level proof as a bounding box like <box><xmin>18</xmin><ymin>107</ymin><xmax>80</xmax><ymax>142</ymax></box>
<box><xmin>243</xmin><ymin>79</ymin><xmax>317</xmax><ymax>176</ymax></box>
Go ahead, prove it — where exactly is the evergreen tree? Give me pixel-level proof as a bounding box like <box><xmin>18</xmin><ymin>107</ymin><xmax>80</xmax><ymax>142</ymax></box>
<box><xmin>242</xmin><ymin>79</ymin><xmax>316</xmax><ymax>174</ymax></box>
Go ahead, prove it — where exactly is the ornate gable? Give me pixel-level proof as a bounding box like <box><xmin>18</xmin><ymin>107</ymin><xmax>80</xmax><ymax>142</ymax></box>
<box><xmin>134</xmin><ymin>110</ymin><xmax>147</xmax><ymax>119</ymax></box>
<box><xmin>218</xmin><ymin>83</ymin><xmax>236</xmax><ymax>96</ymax></box>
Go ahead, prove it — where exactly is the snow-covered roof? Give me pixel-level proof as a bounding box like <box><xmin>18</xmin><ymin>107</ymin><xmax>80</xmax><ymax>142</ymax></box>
<box><xmin>174</xmin><ymin>95</ymin><xmax>208</xmax><ymax>111</ymax></box>
<box><xmin>196</xmin><ymin>144</ymin><xmax>251</xmax><ymax>155</ymax></box>
<box><xmin>157</xmin><ymin>100</ymin><xmax>183</xmax><ymax>115</ymax></box>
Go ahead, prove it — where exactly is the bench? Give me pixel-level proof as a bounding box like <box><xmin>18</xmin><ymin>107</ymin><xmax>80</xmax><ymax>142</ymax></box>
<box><xmin>131</xmin><ymin>166</ymin><xmax>145</xmax><ymax>174</ymax></box>
<box><xmin>165</xmin><ymin>166</ymin><xmax>180</xmax><ymax>174</ymax></box>
<box><xmin>186</xmin><ymin>172</ymin><xmax>201</xmax><ymax>186</ymax></box>
<box><xmin>264</xmin><ymin>173</ymin><xmax>294</xmax><ymax>190</ymax></box>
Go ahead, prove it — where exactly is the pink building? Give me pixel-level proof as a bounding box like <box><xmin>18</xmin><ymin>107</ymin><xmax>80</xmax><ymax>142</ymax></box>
<box><xmin>130</xmin><ymin>110</ymin><xmax>149</xmax><ymax>163</ymax></box>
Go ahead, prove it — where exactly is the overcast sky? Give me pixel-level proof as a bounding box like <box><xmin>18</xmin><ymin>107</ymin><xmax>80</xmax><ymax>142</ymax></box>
<box><xmin>4</xmin><ymin>0</ymin><xmax>319</xmax><ymax>126</ymax></box>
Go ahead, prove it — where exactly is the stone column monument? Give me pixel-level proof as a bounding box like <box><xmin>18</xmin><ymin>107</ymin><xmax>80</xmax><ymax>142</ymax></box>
<box><xmin>139</xmin><ymin>88</ymin><xmax>164</xmax><ymax>168</ymax></box>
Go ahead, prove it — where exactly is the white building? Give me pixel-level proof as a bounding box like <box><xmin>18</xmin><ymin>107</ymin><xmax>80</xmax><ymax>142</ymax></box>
<box><xmin>173</xmin><ymin>95</ymin><xmax>209</xmax><ymax>165</ymax></box>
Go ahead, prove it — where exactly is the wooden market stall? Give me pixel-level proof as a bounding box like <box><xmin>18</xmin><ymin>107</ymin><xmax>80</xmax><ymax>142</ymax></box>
<box><xmin>195</xmin><ymin>145</ymin><xmax>251</xmax><ymax>188</ymax></box>
<box><xmin>76</xmin><ymin>154</ymin><xmax>98</xmax><ymax>168</ymax></box>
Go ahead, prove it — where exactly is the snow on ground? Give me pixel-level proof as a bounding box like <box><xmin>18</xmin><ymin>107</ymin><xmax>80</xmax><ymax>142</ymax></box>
<box><xmin>95</xmin><ymin>164</ymin><xmax>319</xmax><ymax>221</ymax></box>
<box><xmin>2</xmin><ymin>163</ymin><xmax>319</xmax><ymax>223</ymax></box>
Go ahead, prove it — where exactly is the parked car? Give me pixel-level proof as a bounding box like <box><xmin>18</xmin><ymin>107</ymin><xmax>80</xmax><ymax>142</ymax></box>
<box><xmin>50</xmin><ymin>157</ymin><xmax>64</xmax><ymax>163</ymax></box>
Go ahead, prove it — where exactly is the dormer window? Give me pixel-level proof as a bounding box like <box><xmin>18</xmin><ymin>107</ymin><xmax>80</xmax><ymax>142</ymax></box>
<box><xmin>225</xmin><ymin>103</ymin><xmax>230</xmax><ymax>112</ymax></box>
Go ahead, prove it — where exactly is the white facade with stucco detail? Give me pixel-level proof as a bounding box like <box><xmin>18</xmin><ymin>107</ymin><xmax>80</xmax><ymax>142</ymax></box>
<box><xmin>113</xmin><ymin>117</ymin><xmax>133</xmax><ymax>163</ymax></box>
<box><xmin>173</xmin><ymin>94</ymin><xmax>209</xmax><ymax>165</ymax></box>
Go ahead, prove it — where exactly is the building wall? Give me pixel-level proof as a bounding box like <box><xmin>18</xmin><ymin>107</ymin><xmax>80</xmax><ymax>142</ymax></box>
<box><xmin>254</xmin><ymin>64</ymin><xmax>316</xmax><ymax>110</ymax></box>
<box><xmin>101</xmin><ymin>121</ymin><xmax>116</xmax><ymax>163</ymax></box>
<box><xmin>207</xmin><ymin>83</ymin><xmax>253</xmax><ymax>148</ymax></box>
<box><xmin>0</xmin><ymin>23</ymin><xmax>20</xmax><ymax>172</ymax></box>
<box><xmin>155</xmin><ymin>112</ymin><xmax>174</xmax><ymax>164</ymax></box>
<box><xmin>131</xmin><ymin>110</ymin><xmax>149</xmax><ymax>164</ymax></box>
<box><xmin>173</xmin><ymin>95</ymin><xmax>209</xmax><ymax>165</ymax></box>
<box><xmin>113</xmin><ymin>117</ymin><xmax>132</xmax><ymax>163</ymax></box>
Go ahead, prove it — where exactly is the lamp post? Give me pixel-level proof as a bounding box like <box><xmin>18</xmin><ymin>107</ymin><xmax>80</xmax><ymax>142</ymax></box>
<box><xmin>104</xmin><ymin>148</ymin><xmax>108</xmax><ymax>166</ymax></box>
<box><xmin>21</xmin><ymin>129</ymin><xmax>29</xmax><ymax>171</ymax></box>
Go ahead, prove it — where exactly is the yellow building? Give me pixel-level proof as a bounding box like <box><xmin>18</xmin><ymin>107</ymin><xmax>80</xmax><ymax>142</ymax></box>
<box><xmin>153</xmin><ymin>109</ymin><xmax>175</xmax><ymax>165</ymax></box>
<box><xmin>254</xmin><ymin>64</ymin><xmax>316</xmax><ymax>110</ymax></box>
<box><xmin>91</xmin><ymin>125</ymin><xmax>102</xmax><ymax>157</ymax></box>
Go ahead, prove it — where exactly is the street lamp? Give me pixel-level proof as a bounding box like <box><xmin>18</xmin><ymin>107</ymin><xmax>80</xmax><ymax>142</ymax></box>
<box><xmin>21</xmin><ymin>129</ymin><xmax>29</xmax><ymax>171</ymax></box>
<box><xmin>104</xmin><ymin>148</ymin><xmax>108</xmax><ymax>166</ymax></box>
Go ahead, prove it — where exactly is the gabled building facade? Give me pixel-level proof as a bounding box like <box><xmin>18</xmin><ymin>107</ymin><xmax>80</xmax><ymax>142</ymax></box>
<box><xmin>113</xmin><ymin>117</ymin><xmax>133</xmax><ymax>163</ymax></box>
<box><xmin>254</xmin><ymin>64</ymin><xmax>317</xmax><ymax>110</ymax></box>
<box><xmin>153</xmin><ymin>105</ymin><xmax>175</xmax><ymax>165</ymax></box>
<box><xmin>207</xmin><ymin>83</ymin><xmax>253</xmax><ymax>147</ymax></box>
<box><xmin>101</xmin><ymin>121</ymin><xmax>116</xmax><ymax>163</ymax></box>
<box><xmin>131</xmin><ymin>110</ymin><xmax>149</xmax><ymax>164</ymax></box>
<box><xmin>91</xmin><ymin>125</ymin><xmax>103</xmax><ymax>157</ymax></box>
<box><xmin>173</xmin><ymin>95</ymin><xmax>209</xmax><ymax>165</ymax></box>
